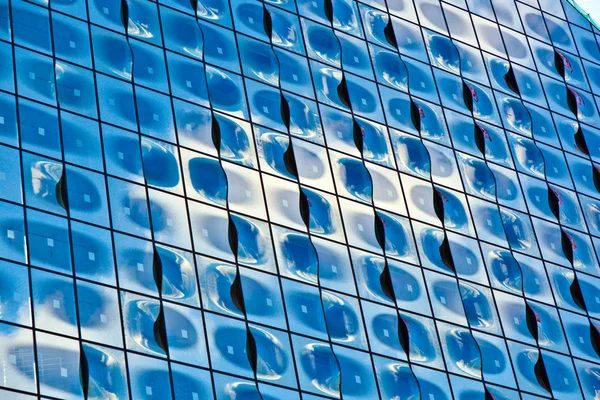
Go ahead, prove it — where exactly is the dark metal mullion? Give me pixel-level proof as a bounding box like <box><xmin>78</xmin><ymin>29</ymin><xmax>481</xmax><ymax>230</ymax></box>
<box><xmin>552</xmin><ymin>0</ymin><xmax>600</xmax><ymax>343</ymax></box>
<box><xmin>6</xmin><ymin>0</ymin><xmax>41</xmax><ymax>396</ymax></box>
<box><xmin>390</xmin><ymin>1</ymin><xmax>481</xmax><ymax>398</ymax></box>
<box><xmin>483</xmin><ymin>0</ymin><xmax>584</xmax><ymax>397</ymax></box>
<box><xmin>45</xmin><ymin>2</ymin><xmax>91</xmax><ymax>399</ymax></box>
<box><xmin>403</xmin><ymin>5</ymin><xmax>493</xmax><ymax>399</ymax></box>
<box><xmin>154</xmin><ymin>1</ymin><xmax>218</xmax><ymax>398</ymax></box>
<box><xmin>78</xmin><ymin>0</ymin><xmax>135</xmax><ymax>396</ymax></box>
<box><xmin>121</xmin><ymin>6</ymin><xmax>177</xmax><ymax>399</ymax></box>
<box><xmin>433</xmin><ymin>1</ymin><xmax>527</xmax><ymax>397</ymax></box>
<box><xmin>529</xmin><ymin>0</ymin><xmax>600</xmax><ymax>392</ymax></box>
<box><xmin>439</xmin><ymin>0</ymin><xmax>529</xmax><ymax>396</ymax></box>
<box><xmin>255</xmin><ymin>2</ymin><xmax>321</xmax><ymax>398</ymax></box>
<box><xmin>211</xmin><ymin>0</ymin><xmax>288</xmax><ymax>396</ymax></box>
<box><xmin>351</xmin><ymin>3</ymin><xmax>430</xmax><ymax>398</ymax></box>
<box><xmin>320</xmin><ymin>6</ymin><xmax>390</xmax><ymax>399</ymax></box>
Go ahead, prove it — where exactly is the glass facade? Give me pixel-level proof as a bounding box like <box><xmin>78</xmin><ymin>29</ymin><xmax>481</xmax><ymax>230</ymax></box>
<box><xmin>1</xmin><ymin>0</ymin><xmax>600</xmax><ymax>398</ymax></box>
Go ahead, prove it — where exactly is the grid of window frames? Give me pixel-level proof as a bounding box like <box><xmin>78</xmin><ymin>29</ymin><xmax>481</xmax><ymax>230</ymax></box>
<box><xmin>2</xmin><ymin>0</ymin><xmax>600</xmax><ymax>398</ymax></box>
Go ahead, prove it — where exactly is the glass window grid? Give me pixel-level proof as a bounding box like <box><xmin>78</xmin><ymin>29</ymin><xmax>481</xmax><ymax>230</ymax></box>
<box><xmin>1</xmin><ymin>0</ymin><xmax>600</xmax><ymax>398</ymax></box>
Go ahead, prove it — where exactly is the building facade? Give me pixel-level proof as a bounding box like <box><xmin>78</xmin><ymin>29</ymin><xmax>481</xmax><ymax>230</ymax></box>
<box><xmin>1</xmin><ymin>0</ymin><xmax>600</xmax><ymax>398</ymax></box>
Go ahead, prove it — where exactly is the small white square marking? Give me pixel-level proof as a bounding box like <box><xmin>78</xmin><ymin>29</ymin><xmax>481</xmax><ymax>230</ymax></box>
<box><xmin>47</xmin><ymin>238</ymin><xmax>54</xmax><ymax>247</ymax></box>
<box><xmin>181</xmin><ymin>329</ymin><xmax>188</xmax><ymax>339</ymax></box>
<box><xmin>137</xmin><ymin>263</ymin><xmax>144</xmax><ymax>272</ymax></box>
<box><xmin>61</xmin><ymin>367</ymin><xmax>68</xmax><ymax>377</ymax></box>
<box><xmin>301</xmin><ymin>304</ymin><xmax>308</xmax><ymax>313</ymax></box>
<box><xmin>38</xmin><ymin>127</ymin><xmax>45</xmax><ymax>136</ymax></box>
<box><xmin>53</xmin><ymin>299</ymin><xmax>61</xmax><ymax>309</ymax></box>
<box><xmin>357</xmin><ymin>223</ymin><xmax>364</xmax><ymax>232</ymax></box>
<box><xmin>88</xmin><ymin>252</ymin><xmax>95</xmax><ymax>261</ymax></box>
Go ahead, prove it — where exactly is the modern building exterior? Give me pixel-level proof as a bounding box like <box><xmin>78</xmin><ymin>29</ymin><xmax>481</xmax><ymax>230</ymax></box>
<box><xmin>2</xmin><ymin>0</ymin><xmax>600</xmax><ymax>398</ymax></box>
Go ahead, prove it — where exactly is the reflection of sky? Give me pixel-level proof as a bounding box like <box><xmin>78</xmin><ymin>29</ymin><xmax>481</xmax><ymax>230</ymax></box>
<box><xmin>574</xmin><ymin>0</ymin><xmax>600</xmax><ymax>26</ymax></box>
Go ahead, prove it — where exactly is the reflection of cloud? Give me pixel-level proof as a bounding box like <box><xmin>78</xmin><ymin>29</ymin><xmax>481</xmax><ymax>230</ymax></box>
<box><xmin>571</xmin><ymin>0</ymin><xmax>600</xmax><ymax>28</ymax></box>
<box><xmin>30</xmin><ymin>161</ymin><xmax>61</xmax><ymax>197</ymax></box>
